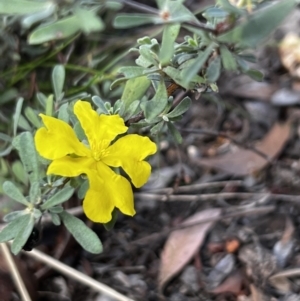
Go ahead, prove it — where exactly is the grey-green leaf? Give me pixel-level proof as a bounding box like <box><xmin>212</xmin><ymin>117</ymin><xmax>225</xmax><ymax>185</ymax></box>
<box><xmin>59</xmin><ymin>211</ymin><xmax>103</xmax><ymax>254</ymax></box>
<box><xmin>166</xmin><ymin>97</ymin><xmax>191</xmax><ymax>118</ymax></box>
<box><xmin>12</xmin><ymin>160</ymin><xmax>28</xmax><ymax>185</ymax></box>
<box><xmin>119</xmin><ymin>66</ymin><xmax>145</xmax><ymax>79</ymax></box>
<box><xmin>0</xmin><ymin>0</ymin><xmax>54</xmax><ymax>14</ymax></box>
<box><xmin>92</xmin><ymin>96</ymin><xmax>109</xmax><ymax>114</ymax></box>
<box><xmin>11</xmin><ymin>214</ymin><xmax>34</xmax><ymax>254</ymax></box>
<box><xmin>182</xmin><ymin>43</ymin><xmax>215</xmax><ymax>86</ymax></box>
<box><xmin>0</xmin><ymin>213</ymin><xmax>31</xmax><ymax>243</ymax></box>
<box><xmin>74</xmin><ymin>7</ymin><xmax>104</xmax><ymax>33</ymax></box>
<box><xmin>245</xmin><ymin>69</ymin><xmax>264</xmax><ymax>81</ymax></box>
<box><xmin>52</xmin><ymin>65</ymin><xmax>65</xmax><ymax>101</ymax></box>
<box><xmin>2</xmin><ymin>181</ymin><xmax>30</xmax><ymax>206</ymax></box>
<box><xmin>41</xmin><ymin>186</ymin><xmax>75</xmax><ymax>210</ymax></box>
<box><xmin>28</xmin><ymin>15</ymin><xmax>80</xmax><ymax>45</ymax></box>
<box><xmin>113</xmin><ymin>14</ymin><xmax>157</xmax><ymax>28</ymax></box>
<box><xmin>121</xmin><ymin>76</ymin><xmax>150</xmax><ymax>109</ymax></box>
<box><xmin>159</xmin><ymin>23</ymin><xmax>181</xmax><ymax>66</ymax></box>
<box><xmin>220</xmin><ymin>45</ymin><xmax>237</xmax><ymax>70</ymax></box>
<box><xmin>142</xmin><ymin>81</ymin><xmax>168</xmax><ymax>121</ymax></box>
<box><xmin>29</xmin><ymin>182</ymin><xmax>41</xmax><ymax>204</ymax></box>
<box><xmin>217</xmin><ymin>0</ymin><xmax>296</xmax><ymax>48</ymax></box>
<box><xmin>13</xmin><ymin>97</ymin><xmax>24</xmax><ymax>137</ymax></box>
<box><xmin>12</xmin><ymin>132</ymin><xmax>39</xmax><ymax>185</ymax></box>
<box><xmin>24</xmin><ymin>107</ymin><xmax>41</xmax><ymax>128</ymax></box>
<box><xmin>206</xmin><ymin>56</ymin><xmax>221</xmax><ymax>83</ymax></box>
<box><xmin>168</xmin><ymin>122</ymin><xmax>182</xmax><ymax>144</ymax></box>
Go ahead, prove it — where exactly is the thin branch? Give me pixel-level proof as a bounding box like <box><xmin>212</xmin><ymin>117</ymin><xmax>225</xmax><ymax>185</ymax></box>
<box><xmin>134</xmin><ymin>192</ymin><xmax>300</xmax><ymax>202</ymax></box>
<box><xmin>144</xmin><ymin>180</ymin><xmax>244</xmax><ymax>194</ymax></box>
<box><xmin>0</xmin><ymin>243</ymin><xmax>32</xmax><ymax>301</ymax></box>
<box><xmin>22</xmin><ymin>248</ymin><xmax>135</xmax><ymax>301</ymax></box>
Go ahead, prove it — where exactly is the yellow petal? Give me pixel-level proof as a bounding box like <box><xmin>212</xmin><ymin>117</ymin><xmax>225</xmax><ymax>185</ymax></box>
<box><xmin>83</xmin><ymin>162</ymin><xmax>135</xmax><ymax>223</ymax></box>
<box><xmin>102</xmin><ymin>134</ymin><xmax>157</xmax><ymax>187</ymax></box>
<box><xmin>73</xmin><ymin>101</ymin><xmax>128</xmax><ymax>150</ymax></box>
<box><xmin>47</xmin><ymin>157</ymin><xmax>96</xmax><ymax>177</ymax></box>
<box><xmin>35</xmin><ymin>114</ymin><xmax>90</xmax><ymax>160</ymax></box>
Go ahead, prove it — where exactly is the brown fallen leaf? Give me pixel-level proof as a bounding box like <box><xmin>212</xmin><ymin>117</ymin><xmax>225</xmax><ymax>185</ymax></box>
<box><xmin>210</xmin><ymin>270</ymin><xmax>244</xmax><ymax>296</ymax></box>
<box><xmin>195</xmin><ymin>122</ymin><xmax>290</xmax><ymax>176</ymax></box>
<box><xmin>158</xmin><ymin>208</ymin><xmax>221</xmax><ymax>292</ymax></box>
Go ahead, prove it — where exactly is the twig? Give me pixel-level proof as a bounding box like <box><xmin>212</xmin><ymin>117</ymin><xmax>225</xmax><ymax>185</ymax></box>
<box><xmin>135</xmin><ymin>191</ymin><xmax>300</xmax><ymax>202</ymax></box>
<box><xmin>129</xmin><ymin>205</ymin><xmax>275</xmax><ymax>246</ymax></box>
<box><xmin>0</xmin><ymin>243</ymin><xmax>32</xmax><ymax>301</ymax></box>
<box><xmin>180</xmin><ymin>127</ymin><xmax>273</xmax><ymax>164</ymax></box>
<box><xmin>22</xmin><ymin>248</ymin><xmax>135</xmax><ymax>301</ymax></box>
<box><xmin>144</xmin><ymin>180</ymin><xmax>244</xmax><ymax>194</ymax></box>
<box><xmin>270</xmin><ymin>268</ymin><xmax>300</xmax><ymax>280</ymax></box>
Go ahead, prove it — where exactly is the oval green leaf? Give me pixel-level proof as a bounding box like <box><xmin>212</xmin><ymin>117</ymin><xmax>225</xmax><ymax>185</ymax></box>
<box><xmin>59</xmin><ymin>211</ymin><xmax>103</xmax><ymax>254</ymax></box>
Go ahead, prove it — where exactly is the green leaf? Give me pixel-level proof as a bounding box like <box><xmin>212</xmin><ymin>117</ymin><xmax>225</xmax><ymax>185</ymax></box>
<box><xmin>113</xmin><ymin>14</ymin><xmax>157</xmax><ymax>28</ymax></box>
<box><xmin>12</xmin><ymin>132</ymin><xmax>39</xmax><ymax>185</ymax></box>
<box><xmin>159</xmin><ymin>23</ymin><xmax>181</xmax><ymax>66</ymax></box>
<box><xmin>11</xmin><ymin>214</ymin><xmax>34</xmax><ymax>254</ymax></box>
<box><xmin>217</xmin><ymin>0</ymin><xmax>296</xmax><ymax>48</ymax></box>
<box><xmin>21</xmin><ymin>4</ymin><xmax>56</xmax><ymax>28</ymax></box>
<box><xmin>28</xmin><ymin>15</ymin><xmax>80</xmax><ymax>45</ymax></box>
<box><xmin>2</xmin><ymin>181</ymin><xmax>30</xmax><ymax>206</ymax></box>
<box><xmin>24</xmin><ymin>106</ymin><xmax>41</xmax><ymax>128</ymax></box>
<box><xmin>167</xmin><ymin>122</ymin><xmax>182</xmax><ymax>144</ymax></box>
<box><xmin>78</xmin><ymin>179</ymin><xmax>89</xmax><ymax>199</ymax></box>
<box><xmin>13</xmin><ymin>97</ymin><xmax>24</xmax><ymax>137</ymax></box>
<box><xmin>0</xmin><ymin>0</ymin><xmax>54</xmax><ymax>14</ymax></box>
<box><xmin>220</xmin><ymin>45</ymin><xmax>237</xmax><ymax>71</ymax></box>
<box><xmin>0</xmin><ymin>213</ymin><xmax>31</xmax><ymax>243</ymax></box>
<box><xmin>52</xmin><ymin>65</ymin><xmax>65</xmax><ymax>101</ymax></box>
<box><xmin>142</xmin><ymin>81</ymin><xmax>168</xmax><ymax>121</ymax></box>
<box><xmin>182</xmin><ymin>43</ymin><xmax>215</xmax><ymax>86</ymax></box>
<box><xmin>163</xmin><ymin>66</ymin><xmax>189</xmax><ymax>90</ymax></box>
<box><xmin>121</xmin><ymin>100</ymin><xmax>140</xmax><ymax>121</ymax></box>
<box><xmin>0</xmin><ymin>132</ymin><xmax>12</xmax><ymax>142</ymax></box>
<box><xmin>3</xmin><ymin>210</ymin><xmax>26</xmax><ymax>223</ymax></box>
<box><xmin>245</xmin><ymin>69</ymin><xmax>264</xmax><ymax>81</ymax></box>
<box><xmin>119</xmin><ymin>66</ymin><xmax>145</xmax><ymax>79</ymax></box>
<box><xmin>206</xmin><ymin>56</ymin><xmax>221</xmax><ymax>83</ymax></box>
<box><xmin>36</xmin><ymin>92</ymin><xmax>47</xmax><ymax>108</ymax></box>
<box><xmin>0</xmin><ymin>89</ymin><xmax>18</xmax><ymax>106</ymax></box>
<box><xmin>41</xmin><ymin>186</ymin><xmax>75</xmax><ymax>210</ymax></box>
<box><xmin>203</xmin><ymin>7</ymin><xmax>229</xmax><ymax>19</ymax></box>
<box><xmin>216</xmin><ymin>0</ymin><xmax>243</xmax><ymax>15</ymax></box>
<box><xmin>59</xmin><ymin>211</ymin><xmax>103</xmax><ymax>254</ymax></box>
<box><xmin>121</xmin><ymin>76</ymin><xmax>151</xmax><ymax>109</ymax></box>
<box><xmin>168</xmin><ymin>1</ymin><xmax>198</xmax><ymax>23</ymax></box>
<box><xmin>92</xmin><ymin>96</ymin><xmax>109</xmax><ymax>114</ymax></box>
<box><xmin>29</xmin><ymin>182</ymin><xmax>41</xmax><ymax>204</ymax></box>
<box><xmin>74</xmin><ymin>7</ymin><xmax>104</xmax><ymax>33</ymax></box>
<box><xmin>17</xmin><ymin>115</ymin><xmax>32</xmax><ymax>131</ymax></box>
<box><xmin>138</xmin><ymin>45</ymin><xmax>159</xmax><ymax>67</ymax></box>
<box><xmin>12</xmin><ymin>160</ymin><xmax>28</xmax><ymax>185</ymax></box>
<box><xmin>50</xmin><ymin>212</ymin><xmax>61</xmax><ymax>225</ymax></box>
<box><xmin>45</xmin><ymin>94</ymin><xmax>54</xmax><ymax>116</ymax></box>
<box><xmin>166</xmin><ymin>97</ymin><xmax>191</xmax><ymax>118</ymax></box>
<box><xmin>150</xmin><ymin>120</ymin><xmax>164</xmax><ymax>135</ymax></box>
<box><xmin>48</xmin><ymin>206</ymin><xmax>63</xmax><ymax>214</ymax></box>
<box><xmin>58</xmin><ymin>103</ymin><xmax>69</xmax><ymax>123</ymax></box>
<box><xmin>110</xmin><ymin>77</ymin><xmax>128</xmax><ymax>90</ymax></box>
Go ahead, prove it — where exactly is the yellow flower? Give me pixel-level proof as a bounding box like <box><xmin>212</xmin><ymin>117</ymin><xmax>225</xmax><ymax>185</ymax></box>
<box><xmin>35</xmin><ymin>101</ymin><xmax>157</xmax><ymax>223</ymax></box>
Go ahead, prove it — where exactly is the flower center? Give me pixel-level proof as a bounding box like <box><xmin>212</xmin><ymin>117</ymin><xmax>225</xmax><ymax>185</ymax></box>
<box><xmin>90</xmin><ymin>140</ymin><xmax>109</xmax><ymax>161</ymax></box>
